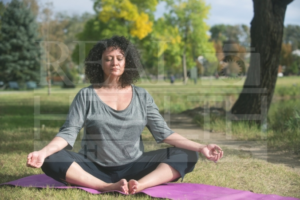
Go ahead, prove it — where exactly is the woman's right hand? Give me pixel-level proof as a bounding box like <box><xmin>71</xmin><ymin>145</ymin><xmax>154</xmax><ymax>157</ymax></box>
<box><xmin>26</xmin><ymin>151</ymin><xmax>47</xmax><ymax>168</ymax></box>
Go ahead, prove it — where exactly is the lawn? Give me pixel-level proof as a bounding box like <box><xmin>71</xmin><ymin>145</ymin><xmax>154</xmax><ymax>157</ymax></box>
<box><xmin>0</xmin><ymin>76</ymin><xmax>300</xmax><ymax>199</ymax></box>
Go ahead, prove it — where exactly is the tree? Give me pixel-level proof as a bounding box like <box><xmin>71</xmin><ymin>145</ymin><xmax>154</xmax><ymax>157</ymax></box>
<box><xmin>283</xmin><ymin>25</ymin><xmax>300</xmax><ymax>50</ymax></box>
<box><xmin>166</xmin><ymin>0</ymin><xmax>216</xmax><ymax>83</ymax></box>
<box><xmin>0</xmin><ymin>2</ymin><xmax>6</xmax><ymax>31</ymax></box>
<box><xmin>0</xmin><ymin>0</ymin><xmax>42</xmax><ymax>85</ymax></box>
<box><xmin>280</xmin><ymin>43</ymin><xmax>293</xmax><ymax>70</ymax></box>
<box><xmin>140</xmin><ymin>17</ymin><xmax>182</xmax><ymax>76</ymax></box>
<box><xmin>95</xmin><ymin>0</ymin><xmax>155</xmax><ymax>40</ymax></box>
<box><xmin>39</xmin><ymin>2</ymin><xmax>93</xmax><ymax>94</ymax></box>
<box><xmin>72</xmin><ymin>0</ymin><xmax>157</xmax><ymax>69</ymax></box>
<box><xmin>210</xmin><ymin>24</ymin><xmax>250</xmax><ymax>46</ymax></box>
<box><xmin>280</xmin><ymin>43</ymin><xmax>300</xmax><ymax>75</ymax></box>
<box><xmin>231</xmin><ymin>0</ymin><xmax>293</xmax><ymax>124</ymax></box>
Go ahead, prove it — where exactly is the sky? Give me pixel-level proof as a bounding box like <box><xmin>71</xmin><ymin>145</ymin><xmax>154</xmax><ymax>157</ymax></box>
<box><xmin>1</xmin><ymin>0</ymin><xmax>300</xmax><ymax>26</ymax></box>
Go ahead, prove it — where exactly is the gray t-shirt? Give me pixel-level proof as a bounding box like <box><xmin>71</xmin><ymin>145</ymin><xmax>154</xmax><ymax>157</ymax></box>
<box><xmin>56</xmin><ymin>85</ymin><xmax>174</xmax><ymax>166</ymax></box>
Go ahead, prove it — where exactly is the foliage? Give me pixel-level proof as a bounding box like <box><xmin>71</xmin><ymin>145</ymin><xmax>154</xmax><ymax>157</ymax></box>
<box><xmin>283</xmin><ymin>25</ymin><xmax>300</xmax><ymax>50</ymax></box>
<box><xmin>93</xmin><ymin>0</ymin><xmax>157</xmax><ymax>40</ymax></box>
<box><xmin>0</xmin><ymin>1</ymin><xmax>6</xmax><ymax>32</ymax></box>
<box><xmin>285</xmin><ymin>110</ymin><xmax>300</xmax><ymax>131</ymax></box>
<box><xmin>152</xmin><ymin>0</ymin><xmax>216</xmax><ymax>82</ymax></box>
<box><xmin>96</xmin><ymin>0</ymin><xmax>154</xmax><ymax>40</ymax></box>
<box><xmin>39</xmin><ymin>3</ymin><xmax>94</xmax><ymax>87</ymax></box>
<box><xmin>166</xmin><ymin>0</ymin><xmax>216</xmax><ymax>63</ymax></box>
<box><xmin>209</xmin><ymin>24</ymin><xmax>250</xmax><ymax>47</ymax></box>
<box><xmin>140</xmin><ymin>17</ymin><xmax>182</xmax><ymax>75</ymax></box>
<box><xmin>280</xmin><ymin>43</ymin><xmax>293</xmax><ymax>67</ymax></box>
<box><xmin>72</xmin><ymin>0</ymin><xmax>158</xmax><ymax>72</ymax></box>
<box><xmin>209</xmin><ymin>24</ymin><xmax>227</xmax><ymax>42</ymax></box>
<box><xmin>22</xmin><ymin>0</ymin><xmax>39</xmax><ymax>16</ymax></box>
<box><xmin>280</xmin><ymin>26</ymin><xmax>300</xmax><ymax>75</ymax></box>
<box><xmin>0</xmin><ymin>0</ymin><xmax>42</xmax><ymax>85</ymax></box>
<box><xmin>209</xmin><ymin>24</ymin><xmax>250</xmax><ymax>76</ymax></box>
<box><xmin>280</xmin><ymin>43</ymin><xmax>300</xmax><ymax>75</ymax></box>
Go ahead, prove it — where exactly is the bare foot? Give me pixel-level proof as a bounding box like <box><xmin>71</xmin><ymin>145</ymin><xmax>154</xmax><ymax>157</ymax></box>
<box><xmin>105</xmin><ymin>179</ymin><xmax>129</xmax><ymax>194</ymax></box>
<box><xmin>128</xmin><ymin>179</ymin><xmax>143</xmax><ymax>194</ymax></box>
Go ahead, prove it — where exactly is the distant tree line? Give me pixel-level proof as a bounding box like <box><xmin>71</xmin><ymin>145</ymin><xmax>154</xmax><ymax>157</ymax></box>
<box><xmin>0</xmin><ymin>0</ymin><xmax>299</xmax><ymax>90</ymax></box>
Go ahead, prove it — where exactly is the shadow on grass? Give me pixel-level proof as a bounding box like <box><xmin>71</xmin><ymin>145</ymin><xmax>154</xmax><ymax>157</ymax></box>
<box><xmin>0</xmin><ymin>104</ymin><xmax>69</xmax><ymax>116</ymax></box>
<box><xmin>220</xmin><ymin>147</ymin><xmax>300</xmax><ymax>171</ymax></box>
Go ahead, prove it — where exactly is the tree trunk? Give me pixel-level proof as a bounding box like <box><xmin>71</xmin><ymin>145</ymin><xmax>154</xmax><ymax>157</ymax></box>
<box><xmin>182</xmin><ymin>24</ymin><xmax>188</xmax><ymax>84</ymax></box>
<box><xmin>231</xmin><ymin>0</ymin><xmax>293</xmax><ymax>124</ymax></box>
<box><xmin>182</xmin><ymin>51</ymin><xmax>187</xmax><ymax>84</ymax></box>
<box><xmin>47</xmin><ymin>65</ymin><xmax>51</xmax><ymax>96</ymax></box>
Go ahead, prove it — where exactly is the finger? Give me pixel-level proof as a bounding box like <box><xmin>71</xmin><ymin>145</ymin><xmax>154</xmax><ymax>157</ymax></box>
<box><xmin>27</xmin><ymin>160</ymin><xmax>34</xmax><ymax>168</ymax></box>
<box><xmin>27</xmin><ymin>163</ymin><xmax>35</xmax><ymax>168</ymax></box>
<box><xmin>212</xmin><ymin>149</ymin><xmax>218</xmax><ymax>156</ymax></box>
<box><xmin>207</xmin><ymin>154</ymin><xmax>216</xmax><ymax>162</ymax></box>
<box><xmin>216</xmin><ymin>153</ymin><xmax>220</xmax><ymax>161</ymax></box>
<box><xmin>26</xmin><ymin>157</ymin><xmax>32</xmax><ymax>167</ymax></box>
<box><xmin>214</xmin><ymin>153</ymin><xmax>220</xmax><ymax>162</ymax></box>
<box><xmin>205</xmin><ymin>155</ymin><xmax>213</xmax><ymax>160</ymax></box>
<box><xmin>215</xmin><ymin>154</ymin><xmax>219</xmax><ymax>162</ymax></box>
<box><xmin>214</xmin><ymin>145</ymin><xmax>222</xmax><ymax>152</ymax></box>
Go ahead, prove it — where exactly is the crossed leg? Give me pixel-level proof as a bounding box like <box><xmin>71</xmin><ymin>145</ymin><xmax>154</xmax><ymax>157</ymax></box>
<box><xmin>65</xmin><ymin>162</ymin><xmax>180</xmax><ymax>195</ymax></box>
<box><xmin>65</xmin><ymin>162</ymin><xmax>129</xmax><ymax>194</ymax></box>
<box><xmin>128</xmin><ymin>162</ymin><xmax>180</xmax><ymax>194</ymax></box>
<box><xmin>42</xmin><ymin>148</ymin><xmax>197</xmax><ymax>194</ymax></box>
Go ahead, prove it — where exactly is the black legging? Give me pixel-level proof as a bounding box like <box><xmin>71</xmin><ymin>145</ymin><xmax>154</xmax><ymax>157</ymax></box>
<box><xmin>41</xmin><ymin>147</ymin><xmax>199</xmax><ymax>185</ymax></box>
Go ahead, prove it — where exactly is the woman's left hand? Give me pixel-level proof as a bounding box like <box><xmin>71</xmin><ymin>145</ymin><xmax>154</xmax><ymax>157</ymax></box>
<box><xmin>200</xmin><ymin>144</ymin><xmax>223</xmax><ymax>162</ymax></box>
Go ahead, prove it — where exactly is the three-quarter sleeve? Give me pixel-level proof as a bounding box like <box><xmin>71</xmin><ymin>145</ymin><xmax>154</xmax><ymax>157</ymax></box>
<box><xmin>56</xmin><ymin>89</ymin><xmax>87</xmax><ymax>149</ymax></box>
<box><xmin>146</xmin><ymin>92</ymin><xmax>174</xmax><ymax>143</ymax></box>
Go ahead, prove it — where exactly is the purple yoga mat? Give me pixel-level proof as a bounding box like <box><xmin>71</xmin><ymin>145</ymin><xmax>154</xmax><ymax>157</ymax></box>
<box><xmin>1</xmin><ymin>174</ymin><xmax>299</xmax><ymax>200</ymax></box>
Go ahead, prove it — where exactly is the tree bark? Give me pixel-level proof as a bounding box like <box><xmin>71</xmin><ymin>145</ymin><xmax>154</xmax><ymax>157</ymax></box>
<box><xmin>183</xmin><ymin>51</ymin><xmax>187</xmax><ymax>84</ymax></box>
<box><xmin>182</xmin><ymin>24</ymin><xmax>189</xmax><ymax>84</ymax></box>
<box><xmin>231</xmin><ymin>0</ymin><xmax>293</xmax><ymax>123</ymax></box>
<box><xmin>47</xmin><ymin>64</ymin><xmax>51</xmax><ymax>96</ymax></box>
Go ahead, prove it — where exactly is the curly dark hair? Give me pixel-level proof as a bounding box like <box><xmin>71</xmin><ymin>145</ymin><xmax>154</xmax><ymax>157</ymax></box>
<box><xmin>84</xmin><ymin>36</ymin><xmax>141</xmax><ymax>87</ymax></box>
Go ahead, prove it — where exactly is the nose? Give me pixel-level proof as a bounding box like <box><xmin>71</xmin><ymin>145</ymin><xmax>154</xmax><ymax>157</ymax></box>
<box><xmin>111</xmin><ymin>57</ymin><xmax>119</xmax><ymax>66</ymax></box>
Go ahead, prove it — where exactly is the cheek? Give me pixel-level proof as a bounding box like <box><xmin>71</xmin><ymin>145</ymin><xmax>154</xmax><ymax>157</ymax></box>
<box><xmin>121</xmin><ymin>61</ymin><xmax>126</xmax><ymax>70</ymax></box>
<box><xmin>101</xmin><ymin>61</ymin><xmax>109</xmax><ymax>70</ymax></box>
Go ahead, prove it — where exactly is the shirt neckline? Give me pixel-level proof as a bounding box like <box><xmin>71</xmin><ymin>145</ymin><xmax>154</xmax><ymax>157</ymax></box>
<box><xmin>91</xmin><ymin>84</ymin><xmax>135</xmax><ymax>113</ymax></box>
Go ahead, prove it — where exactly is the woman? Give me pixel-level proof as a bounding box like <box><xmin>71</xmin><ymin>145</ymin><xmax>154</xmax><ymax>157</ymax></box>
<box><xmin>27</xmin><ymin>36</ymin><xmax>223</xmax><ymax>195</ymax></box>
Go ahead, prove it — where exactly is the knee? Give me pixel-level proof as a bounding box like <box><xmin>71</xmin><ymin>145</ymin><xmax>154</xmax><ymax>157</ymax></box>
<box><xmin>169</xmin><ymin>147</ymin><xmax>199</xmax><ymax>164</ymax></box>
<box><xmin>41</xmin><ymin>152</ymin><xmax>58</xmax><ymax>175</ymax></box>
<box><xmin>41</xmin><ymin>150</ymin><xmax>71</xmax><ymax>180</ymax></box>
<box><xmin>167</xmin><ymin>148</ymin><xmax>199</xmax><ymax>179</ymax></box>
<box><xmin>184</xmin><ymin>149</ymin><xmax>199</xmax><ymax>165</ymax></box>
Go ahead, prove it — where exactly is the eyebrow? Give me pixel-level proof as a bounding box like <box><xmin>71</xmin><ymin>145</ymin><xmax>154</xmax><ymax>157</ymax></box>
<box><xmin>106</xmin><ymin>54</ymin><xmax>124</xmax><ymax>56</ymax></box>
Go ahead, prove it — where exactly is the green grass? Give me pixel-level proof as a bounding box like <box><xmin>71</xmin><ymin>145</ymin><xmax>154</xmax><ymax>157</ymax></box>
<box><xmin>1</xmin><ymin>77</ymin><xmax>300</xmax><ymax>199</ymax></box>
<box><xmin>192</xmin><ymin>98</ymin><xmax>300</xmax><ymax>153</ymax></box>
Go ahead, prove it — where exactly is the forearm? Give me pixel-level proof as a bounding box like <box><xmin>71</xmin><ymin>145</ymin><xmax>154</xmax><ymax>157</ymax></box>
<box><xmin>39</xmin><ymin>136</ymin><xmax>68</xmax><ymax>157</ymax></box>
<box><xmin>163</xmin><ymin>133</ymin><xmax>206</xmax><ymax>153</ymax></box>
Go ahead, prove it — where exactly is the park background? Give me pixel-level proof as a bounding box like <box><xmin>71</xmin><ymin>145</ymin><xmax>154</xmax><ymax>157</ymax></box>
<box><xmin>0</xmin><ymin>0</ymin><xmax>300</xmax><ymax>199</ymax></box>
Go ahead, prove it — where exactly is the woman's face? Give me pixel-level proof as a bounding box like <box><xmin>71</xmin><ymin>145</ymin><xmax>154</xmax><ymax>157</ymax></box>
<box><xmin>101</xmin><ymin>47</ymin><xmax>126</xmax><ymax>80</ymax></box>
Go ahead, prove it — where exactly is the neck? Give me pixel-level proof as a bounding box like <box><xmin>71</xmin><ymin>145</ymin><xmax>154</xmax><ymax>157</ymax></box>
<box><xmin>102</xmin><ymin>76</ymin><xmax>122</xmax><ymax>89</ymax></box>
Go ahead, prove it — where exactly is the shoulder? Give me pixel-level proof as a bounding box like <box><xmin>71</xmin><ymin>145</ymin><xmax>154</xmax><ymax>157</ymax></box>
<box><xmin>132</xmin><ymin>85</ymin><xmax>148</xmax><ymax>95</ymax></box>
<box><xmin>75</xmin><ymin>85</ymin><xmax>94</xmax><ymax>100</ymax></box>
<box><xmin>132</xmin><ymin>85</ymin><xmax>154</xmax><ymax>103</ymax></box>
<box><xmin>132</xmin><ymin>85</ymin><xmax>151</xmax><ymax>98</ymax></box>
<box><xmin>78</xmin><ymin>85</ymin><xmax>93</xmax><ymax>93</ymax></box>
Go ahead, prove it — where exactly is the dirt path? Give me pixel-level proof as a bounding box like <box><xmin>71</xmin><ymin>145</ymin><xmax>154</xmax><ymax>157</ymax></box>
<box><xmin>167</xmin><ymin>113</ymin><xmax>300</xmax><ymax>174</ymax></box>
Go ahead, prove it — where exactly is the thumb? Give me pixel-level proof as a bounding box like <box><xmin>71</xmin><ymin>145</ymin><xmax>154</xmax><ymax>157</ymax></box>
<box><xmin>27</xmin><ymin>153</ymin><xmax>33</xmax><ymax>159</ymax></box>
